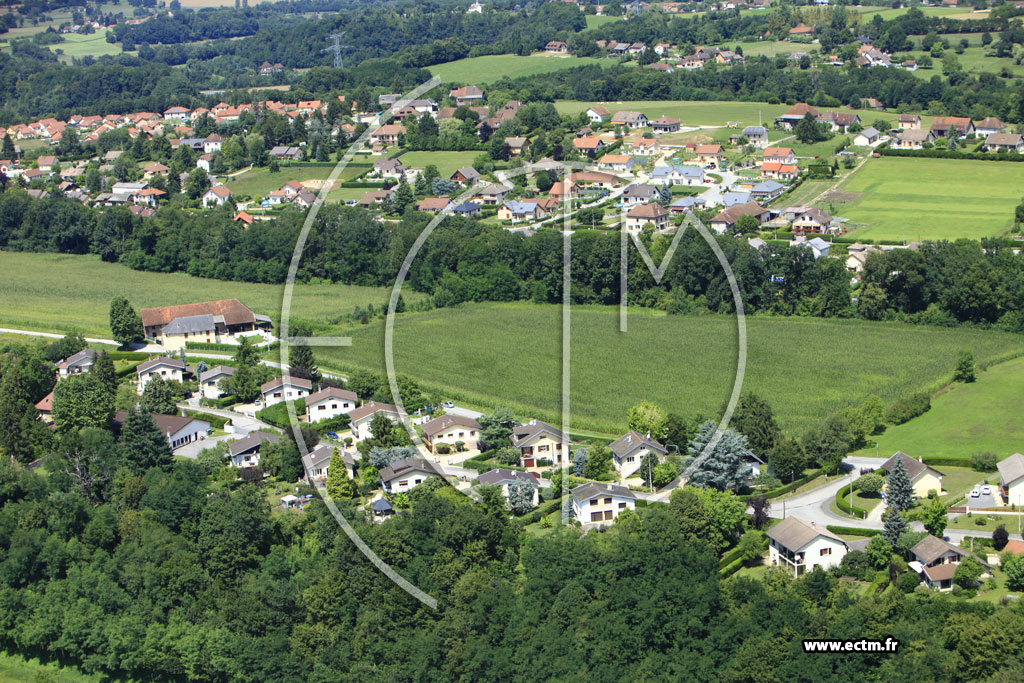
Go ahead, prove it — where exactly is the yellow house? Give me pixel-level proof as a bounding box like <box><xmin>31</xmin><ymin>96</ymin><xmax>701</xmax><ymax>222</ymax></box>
<box><xmin>880</xmin><ymin>451</ymin><xmax>944</xmax><ymax>498</ymax></box>
<box><xmin>510</xmin><ymin>419</ymin><xmax>568</xmax><ymax>467</ymax></box>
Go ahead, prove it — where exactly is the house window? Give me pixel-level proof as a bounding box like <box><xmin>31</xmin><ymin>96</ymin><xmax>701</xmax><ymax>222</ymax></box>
<box><xmin>626</xmin><ymin>456</ymin><xmax>634</xmax><ymax>463</ymax></box>
<box><xmin>820</xmin><ymin>548</ymin><xmax>832</xmax><ymax>557</ymax></box>
<box><xmin>538</xmin><ymin>444</ymin><xmax>549</xmax><ymax>453</ymax></box>
<box><xmin>318</xmin><ymin>405</ymin><xmax>326</xmax><ymax>411</ymax></box>
<box><xmin>591</xmin><ymin>497</ymin><xmax>601</xmax><ymax>505</ymax></box>
<box><xmin>591</xmin><ymin>511</ymin><xmax>603</xmax><ymax>522</ymax></box>
<box><xmin>273</xmin><ymin>392</ymin><xmax>282</xmax><ymax>398</ymax></box>
<box><xmin>398</xmin><ymin>480</ymin><xmax>408</xmax><ymax>486</ymax></box>
<box><xmin>414</xmin><ymin>479</ymin><xmax>422</xmax><ymax>485</ymax></box>
<box><xmin>618</xmin><ymin>502</ymin><xmax>626</xmax><ymax>509</ymax></box>
<box><xmin>330</xmin><ymin>404</ymin><xmax>337</xmax><ymax>409</ymax></box>
<box><xmin>343</xmin><ymin>403</ymin><xmax>350</xmax><ymax>409</ymax></box>
<box><xmin>604</xmin><ymin>510</ymin><xmax>613</xmax><ymax>520</ymax></box>
<box><xmin>604</xmin><ymin>497</ymin><xmax>612</xmax><ymax>504</ymax></box>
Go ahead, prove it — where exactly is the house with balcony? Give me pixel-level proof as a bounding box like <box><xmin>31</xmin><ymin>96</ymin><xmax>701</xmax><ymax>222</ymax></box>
<box><xmin>571</xmin><ymin>482</ymin><xmax>636</xmax><ymax>524</ymax></box>
<box><xmin>609</xmin><ymin>430</ymin><xmax>669</xmax><ymax>479</ymax></box>
<box><xmin>767</xmin><ymin>516</ymin><xmax>848</xmax><ymax>576</ymax></box>
<box><xmin>510</xmin><ymin>419</ymin><xmax>567</xmax><ymax>467</ymax></box>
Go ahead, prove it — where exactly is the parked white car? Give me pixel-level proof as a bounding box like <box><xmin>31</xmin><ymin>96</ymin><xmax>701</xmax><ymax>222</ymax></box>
<box><xmin>981</xmin><ymin>485</ymin><xmax>992</xmax><ymax>495</ymax></box>
<box><xmin>970</xmin><ymin>487</ymin><xmax>981</xmax><ymax>497</ymax></box>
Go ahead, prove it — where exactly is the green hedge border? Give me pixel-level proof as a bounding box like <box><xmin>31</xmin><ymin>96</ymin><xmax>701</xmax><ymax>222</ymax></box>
<box><xmin>739</xmin><ymin>468</ymin><xmax>824</xmax><ymax>501</ymax></box>
<box><xmin>835</xmin><ymin>482</ymin><xmax>869</xmax><ymax>519</ymax></box>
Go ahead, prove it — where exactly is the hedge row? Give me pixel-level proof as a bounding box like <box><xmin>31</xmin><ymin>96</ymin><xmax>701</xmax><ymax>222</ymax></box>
<box><xmin>514</xmin><ymin>497</ymin><xmax>564</xmax><ymax>528</ymax></box>
<box><xmin>739</xmin><ymin>469</ymin><xmax>824</xmax><ymax>501</ymax></box>
<box><xmin>115</xmin><ymin>361</ymin><xmax>143</xmax><ymax>378</ymax></box>
<box><xmin>835</xmin><ymin>483</ymin><xmax>869</xmax><ymax>519</ymax></box>
<box><xmin>339</xmin><ymin>181</ymin><xmax>387</xmax><ymax>188</ymax></box>
<box><xmin>920</xmin><ymin>456</ymin><xmax>971</xmax><ymax>467</ymax></box>
<box><xmin>200</xmin><ymin>395</ymin><xmax>238</xmax><ymax>409</ymax></box>
<box><xmin>185</xmin><ymin>342</ymin><xmax>238</xmax><ymax>352</ymax></box>
<box><xmin>826</xmin><ymin>525</ymin><xmax>881</xmax><ymax>537</ymax></box>
<box><xmin>877</xmin><ymin>147</ymin><xmax>1024</xmax><ymax>162</ymax></box>
<box><xmin>105</xmin><ymin>350</ymin><xmax>150</xmax><ymax>360</ymax></box>
<box><xmin>256</xmin><ymin>399</ymin><xmax>305</xmax><ymax>430</ymax></box>
<box><xmin>183</xmin><ymin>409</ymin><xmax>229</xmax><ymax>430</ymax></box>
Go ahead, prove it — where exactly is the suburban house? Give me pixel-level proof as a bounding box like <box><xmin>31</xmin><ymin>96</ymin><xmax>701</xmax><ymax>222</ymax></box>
<box><xmin>749</xmin><ymin>180</ymin><xmax>785</xmax><ymax>202</ymax></box>
<box><xmin>141</xmin><ymin>299</ymin><xmax>272</xmax><ymax>342</ymax></box>
<box><xmin>624</xmin><ymin>202</ymin><xmax>670</xmax><ymax>232</ymax></box>
<box><xmin>853</xmin><ymin>127</ymin><xmax>880</xmax><ymax>146</ymax></box>
<box><xmin>259</xmin><ymin>376</ymin><xmax>312</xmax><ymax>407</ymax></box>
<box><xmin>302</xmin><ymin>443</ymin><xmax>356</xmax><ymax>484</ymax></box>
<box><xmin>611</xmin><ymin>111</ymin><xmax>648</xmax><ymax>129</ymax></box>
<box><xmin>269</xmin><ymin>145</ymin><xmax>303</xmax><ymax>161</ymax></box>
<box><xmin>998</xmin><ymin>453</ymin><xmax>1024</xmax><ymax>506</ymax></box>
<box><xmin>474</xmin><ymin>182</ymin><xmax>510</xmax><ymax>205</ymax></box>
<box><xmin>203</xmin><ymin>184</ymin><xmax>233</xmax><ymax>207</ymax></box>
<box><xmin>741</xmin><ymin>125</ymin><xmax>769</xmax><ymax>146</ymax></box>
<box><xmin>597</xmin><ymin>154</ymin><xmax>635</xmax><ymax>173</ymax></box>
<box><xmin>763</xmin><ymin>147</ymin><xmax>797</xmax><ymax>165</ymax></box>
<box><xmin>846</xmin><ymin>242</ymin><xmax>882</xmax><ymax>273</ymax></box>
<box><xmin>56</xmin><ymin>348</ymin><xmax>97</xmax><ymax>378</ymax></box>
<box><xmin>775</xmin><ymin>103</ymin><xmax>819</xmax><ymax>129</ymax></box>
<box><xmin>710</xmin><ymin>201</ymin><xmax>769</xmax><ymax>233</ymax></box>
<box><xmin>767</xmin><ymin>516</ymin><xmax>848</xmax><ymax>576</ymax></box>
<box><xmin>898</xmin><ymin>114</ymin><xmax>921</xmax><ymax>130</ymax></box>
<box><xmin>373</xmin><ymin>158</ymin><xmax>406</xmax><ymax>179</ymax></box>
<box><xmin>695</xmin><ymin>144</ymin><xmax>725</xmax><ymax>165</ymax></box>
<box><xmin>572</xmin><ymin>136</ymin><xmax>606</xmax><ymax>157</ymax></box>
<box><xmin>631</xmin><ymin>137</ymin><xmax>660</xmax><ymax>156</ymax></box>
<box><xmin>650</xmin><ymin>115</ymin><xmax>681</xmax><ymax>134</ymax></box>
<box><xmin>793</xmin><ymin>235</ymin><xmax>831</xmax><ymax>259</ymax></box>
<box><xmin>621</xmin><ymin>183</ymin><xmax>658</xmax><ymax>206</ymax></box>
<box><xmin>199</xmin><ymin>365</ymin><xmax>235</xmax><ymax>400</ymax></box>
<box><xmin>368</xmin><ymin>124</ymin><xmax>405</xmax><ymax>146</ymax></box>
<box><xmin>586</xmin><ymin>105</ymin><xmax>611</xmax><ymax>123</ymax></box>
<box><xmin>975</xmin><ymin>116</ymin><xmax>1006</xmax><ymax>137</ymax></box>
<box><xmin>348</xmin><ymin>401</ymin><xmax>402</xmax><ymax>441</ymax></box>
<box><xmin>510</xmin><ymin>419</ymin><xmax>567</xmax><ymax>467</ymax></box>
<box><xmin>986</xmin><ymin>133</ymin><xmax>1024</xmax><ymax>153</ymax></box>
<box><xmin>380</xmin><ymin>458</ymin><xmax>436</xmax><ymax>493</ymax></box>
<box><xmin>35</xmin><ymin>391</ymin><xmax>53</xmax><ymax>424</ymax></box>
<box><xmin>227</xmin><ymin>431</ymin><xmax>281</xmax><ymax>468</ymax></box>
<box><xmin>571</xmin><ymin>482</ymin><xmax>636</xmax><ymax>524</ymax></box>
<box><xmin>450</xmin><ymin>166</ymin><xmax>481</xmax><ymax>186</ymax></box>
<box><xmin>114</xmin><ymin>410</ymin><xmax>210</xmax><ymax>452</ymax></box>
<box><xmin>910</xmin><ymin>535</ymin><xmax>991</xmax><ymax>591</ymax></box>
<box><xmin>650</xmin><ymin>164</ymin><xmax>703</xmax><ymax>186</ymax></box>
<box><xmin>498</xmin><ymin>200</ymin><xmax>546</xmax><ymax>223</ymax></box>
<box><xmin>609</xmin><ymin>430</ymin><xmax>669</xmax><ymax>479</ymax></box>
<box><xmin>760</xmin><ymin>162</ymin><xmax>799</xmax><ymax>181</ymax></box>
<box><xmin>305</xmin><ymin>387</ymin><xmax>359</xmax><ymax>422</ymax></box>
<box><xmin>136</xmin><ymin>356</ymin><xmax>187</xmax><ymax>394</ymax></box>
<box><xmin>420</xmin><ymin>414</ymin><xmax>481</xmax><ymax>452</ymax></box>
<box><xmin>545</xmin><ymin>40</ymin><xmax>568</xmax><ymax>53</ymax></box>
<box><xmin>896</xmin><ymin>129</ymin><xmax>934</xmax><ymax>150</ymax></box>
<box><xmin>791</xmin><ymin>208</ymin><xmax>836</xmax><ymax>234</ymax></box>
<box><xmin>450</xmin><ymin>85</ymin><xmax>484</xmax><ymax>105</ymax></box>
<box><xmin>505</xmin><ymin>137</ymin><xmax>530</xmax><ymax>156</ymax></box>
<box><xmin>879</xmin><ymin>451</ymin><xmax>944</xmax><ymax>499</ymax></box>
<box><xmin>477</xmin><ymin>468</ymin><xmax>540</xmax><ymax>508</ymax></box>
<box><xmin>930</xmin><ymin>116</ymin><xmax>974</xmax><ymax>138</ymax></box>
<box><xmin>417</xmin><ymin>196</ymin><xmax>452</xmax><ymax>213</ymax></box>
<box><xmin>818</xmin><ymin>112</ymin><xmax>861</xmax><ymax>133</ymax></box>
<box><xmin>669</xmin><ymin>196</ymin><xmax>706</xmax><ymax>213</ymax></box>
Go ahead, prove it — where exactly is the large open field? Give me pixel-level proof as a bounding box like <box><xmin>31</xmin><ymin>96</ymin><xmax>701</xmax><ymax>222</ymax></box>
<box><xmin>0</xmin><ymin>252</ymin><xmax>423</xmax><ymax>337</ymax></box>
<box><xmin>850</xmin><ymin>354</ymin><xmax>1024</xmax><ymax>463</ymax></box>
<box><xmin>428</xmin><ymin>54</ymin><xmax>610</xmax><ymax>84</ymax></box>
<box><xmin>51</xmin><ymin>30</ymin><xmax>123</xmax><ymax>61</ymax></box>
<box><xmin>315</xmin><ymin>302</ymin><xmax>1024</xmax><ymax>435</ymax></box>
<box><xmin>838</xmin><ymin>157</ymin><xmax>1024</xmax><ymax>241</ymax></box>
<box><xmin>397</xmin><ymin>151</ymin><xmax>482</xmax><ymax>177</ymax></box>
<box><xmin>554</xmin><ymin>100</ymin><xmax>926</xmax><ymax>130</ymax></box>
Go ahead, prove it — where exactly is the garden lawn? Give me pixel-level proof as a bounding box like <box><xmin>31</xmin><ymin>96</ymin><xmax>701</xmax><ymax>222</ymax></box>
<box><xmin>839</xmin><ymin>156</ymin><xmax>1024</xmax><ymax>241</ymax></box>
<box><xmin>219</xmin><ymin>164</ymin><xmax>368</xmax><ymax>200</ymax></box>
<box><xmin>428</xmin><ymin>55</ymin><xmax>610</xmax><ymax>84</ymax></box>
<box><xmin>849</xmin><ymin>355</ymin><xmax>1024</xmax><ymax>463</ymax></box>
<box><xmin>397</xmin><ymin>151</ymin><xmax>483</xmax><ymax>177</ymax></box>
<box><xmin>0</xmin><ymin>252</ymin><xmax>424</xmax><ymax>337</ymax></box>
<box><xmin>316</xmin><ymin>302</ymin><xmax>1023</xmax><ymax>435</ymax></box>
<box><xmin>906</xmin><ymin>47</ymin><xmax>1024</xmax><ymax>78</ymax></box>
<box><xmin>585</xmin><ymin>15</ymin><xmax>620</xmax><ymax>29</ymax></box>
<box><xmin>937</xmin><ymin>466</ymin><xmax>1000</xmax><ymax>504</ymax></box>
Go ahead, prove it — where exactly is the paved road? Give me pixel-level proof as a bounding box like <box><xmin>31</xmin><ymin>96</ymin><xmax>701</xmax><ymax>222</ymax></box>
<box><xmin>174</xmin><ymin>433</ymin><xmax>236</xmax><ymax>459</ymax></box>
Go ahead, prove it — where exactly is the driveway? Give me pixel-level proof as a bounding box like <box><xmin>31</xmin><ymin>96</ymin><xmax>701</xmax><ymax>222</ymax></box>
<box><xmin>174</xmin><ymin>433</ymin><xmax>236</xmax><ymax>459</ymax></box>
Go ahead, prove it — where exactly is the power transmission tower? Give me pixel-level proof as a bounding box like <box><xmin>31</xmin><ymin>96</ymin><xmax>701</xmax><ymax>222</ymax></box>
<box><xmin>323</xmin><ymin>32</ymin><xmax>353</xmax><ymax>69</ymax></box>
<box><xmin>629</xmin><ymin>0</ymin><xmax>645</xmax><ymax>17</ymax></box>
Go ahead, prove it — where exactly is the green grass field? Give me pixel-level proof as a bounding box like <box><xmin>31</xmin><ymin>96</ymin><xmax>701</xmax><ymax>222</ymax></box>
<box><xmin>0</xmin><ymin>252</ymin><xmax>423</xmax><ymax>337</ymax></box>
<box><xmin>838</xmin><ymin>157</ymin><xmax>1024</xmax><ymax>241</ymax></box>
<box><xmin>729</xmin><ymin>39</ymin><xmax>811</xmax><ymax>58</ymax></box>
<box><xmin>314</xmin><ymin>302</ymin><xmax>1024</xmax><ymax>435</ymax></box>
<box><xmin>907</xmin><ymin>46</ymin><xmax>1024</xmax><ymax>78</ymax></box>
<box><xmin>396</xmin><ymin>151</ymin><xmax>482</xmax><ymax>177</ymax></box>
<box><xmin>51</xmin><ymin>30</ymin><xmax>123</xmax><ymax>61</ymax></box>
<box><xmin>217</xmin><ymin>164</ymin><xmax>367</xmax><ymax>200</ymax></box>
<box><xmin>850</xmin><ymin>354</ymin><xmax>1024</xmax><ymax>463</ymax></box>
<box><xmin>555</xmin><ymin>100</ymin><xmax>922</xmax><ymax>130</ymax></box>
<box><xmin>850</xmin><ymin>6</ymin><xmax>983</xmax><ymax>20</ymax></box>
<box><xmin>585</xmin><ymin>15</ymin><xmax>620</xmax><ymax>30</ymax></box>
<box><xmin>429</xmin><ymin>55</ymin><xmax>610</xmax><ymax>84</ymax></box>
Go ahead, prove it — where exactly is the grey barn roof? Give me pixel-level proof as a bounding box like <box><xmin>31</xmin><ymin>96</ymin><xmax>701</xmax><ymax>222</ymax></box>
<box><xmin>766</xmin><ymin>516</ymin><xmax>845</xmax><ymax>551</ymax></box>
<box><xmin>162</xmin><ymin>314</ymin><xmax>218</xmax><ymax>335</ymax></box>
<box><xmin>571</xmin><ymin>482</ymin><xmax>635</xmax><ymax>503</ymax></box>
<box><xmin>998</xmin><ymin>453</ymin><xmax>1024</xmax><ymax>485</ymax></box>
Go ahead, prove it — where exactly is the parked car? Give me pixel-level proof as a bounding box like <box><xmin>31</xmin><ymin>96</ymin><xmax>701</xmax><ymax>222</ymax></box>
<box><xmin>970</xmin><ymin>487</ymin><xmax>981</xmax><ymax>497</ymax></box>
<box><xmin>327</xmin><ymin>431</ymin><xmax>339</xmax><ymax>440</ymax></box>
<box><xmin>981</xmin><ymin>485</ymin><xmax>992</xmax><ymax>495</ymax></box>
<box><xmin>443</xmin><ymin>401</ymin><xmax>455</xmax><ymax>409</ymax></box>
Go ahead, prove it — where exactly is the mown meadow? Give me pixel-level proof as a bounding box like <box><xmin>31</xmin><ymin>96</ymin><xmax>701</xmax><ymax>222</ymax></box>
<box><xmin>319</xmin><ymin>302</ymin><xmax>1024</xmax><ymax>435</ymax></box>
